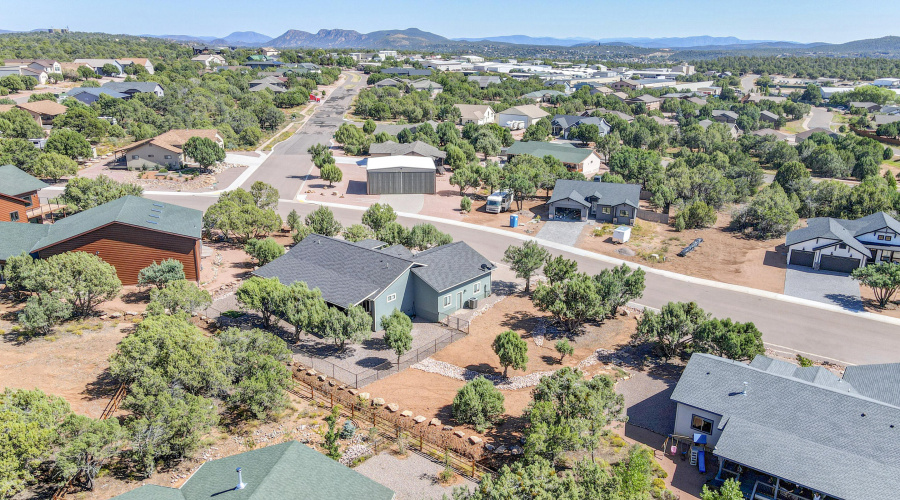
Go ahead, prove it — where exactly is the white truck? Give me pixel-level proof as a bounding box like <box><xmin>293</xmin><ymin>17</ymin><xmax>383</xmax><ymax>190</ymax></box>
<box><xmin>485</xmin><ymin>191</ymin><xmax>513</xmax><ymax>213</ymax></box>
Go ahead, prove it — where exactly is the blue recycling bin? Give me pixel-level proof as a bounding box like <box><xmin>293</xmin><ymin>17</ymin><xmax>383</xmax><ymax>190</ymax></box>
<box><xmin>510</xmin><ymin>214</ymin><xmax>519</xmax><ymax>227</ymax></box>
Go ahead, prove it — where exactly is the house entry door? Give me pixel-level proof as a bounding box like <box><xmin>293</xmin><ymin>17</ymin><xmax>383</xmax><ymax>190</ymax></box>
<box><xmin>457</xmin><ymin>291</ymin><xmax>464</xmax><ymax>309</ymax></box>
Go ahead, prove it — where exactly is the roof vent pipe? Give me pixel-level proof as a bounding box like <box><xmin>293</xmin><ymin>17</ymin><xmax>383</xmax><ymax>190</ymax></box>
<box><xmin>741</xmin><ymin>382</ymin><xmax>748</xmax><ymax>396</ymax></box>
<box><xmin>236</xmin><ymin>467</ymin><xmax>246</xmax><ymax>490</ymax></box>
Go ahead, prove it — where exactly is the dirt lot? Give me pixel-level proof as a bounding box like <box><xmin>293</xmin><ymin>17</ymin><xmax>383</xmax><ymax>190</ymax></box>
<box><xmin>461</xmin><ymin>196</ymin><xmax>548</xmax><ymax>236</ymax></box>
<box><xmin>0</xmin><ymin>315</ymin><xmax>129</xmax><ymax>418</ymax></box>
<box><xmin>577</xmin><ymin>213</ymin><xmax>787</xmax><ymax>293</ymax></box>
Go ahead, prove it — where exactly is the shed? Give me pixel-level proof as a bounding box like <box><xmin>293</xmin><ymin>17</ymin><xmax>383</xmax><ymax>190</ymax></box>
<box><xmin>366</xmin><ymin>156</ymin><xmax>436</xmax><ymax>195</ymax></box>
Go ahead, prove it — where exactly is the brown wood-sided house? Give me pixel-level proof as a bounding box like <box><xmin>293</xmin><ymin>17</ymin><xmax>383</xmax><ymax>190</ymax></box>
<box><xmin>0</xmin><ymin>165</ymin><xmax>49</xmax><ymax>223</ymax></box>
<box><xmin>0</xmin><ymin>196</ymin><xmax>203</xmax><ymax>285</ymax></box>
<box><xmin>16</xmin><ymin>100</ymin><xmax>69</xmax><ymax>127</ymax></box>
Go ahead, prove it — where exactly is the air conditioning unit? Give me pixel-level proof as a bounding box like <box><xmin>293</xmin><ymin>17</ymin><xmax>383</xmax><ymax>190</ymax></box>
<box><xmin>466</xmin><ymin>298</ymin><xmax>479</xmax><ymax>309</ymax></box>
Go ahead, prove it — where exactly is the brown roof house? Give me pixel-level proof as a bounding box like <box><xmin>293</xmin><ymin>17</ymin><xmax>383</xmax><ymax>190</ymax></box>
<box><xmin>119</xmin><ymin>129</ymin><xmax>223</xmax><ymax>171</ymax></box>
<box><xmin>0</xmin><ymin>165</ymin><xmax>48</xmax><ymax>223</ymax></box>
<box><xmin>16</xmin><ymin>100</ymin><xmax>68</xmax><ymax>127</ymax></box>
<box><xmin>0</xmin><ymin>196</ymin><xmax>203</xmax><ymax>285</ymax></box>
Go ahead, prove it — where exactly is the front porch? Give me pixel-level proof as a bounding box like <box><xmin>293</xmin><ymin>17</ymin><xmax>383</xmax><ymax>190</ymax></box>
<box><xmin>713</xmin><ymin>460</ymin><xmax>834</xmax><ymax>500</ymax></box>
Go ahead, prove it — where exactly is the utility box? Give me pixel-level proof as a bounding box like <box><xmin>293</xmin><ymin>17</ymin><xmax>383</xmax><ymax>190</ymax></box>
<box><xmin>612</xmin><ymin>225</ymin><xmax>631</xmax><ymax>244</ymax></box>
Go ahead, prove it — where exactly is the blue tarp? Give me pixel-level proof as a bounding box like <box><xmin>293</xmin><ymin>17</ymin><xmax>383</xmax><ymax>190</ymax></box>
<box><xmin>693</xmin><ymin>433</ymin><xmax>707</xmax><ymax>444</ymax></box>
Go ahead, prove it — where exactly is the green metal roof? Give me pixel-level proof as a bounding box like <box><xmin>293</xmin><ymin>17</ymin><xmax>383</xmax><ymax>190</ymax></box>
<box><xmin>0</xmin><ymin>222</ymin><xmax>49</xmax><ymax>262</ymax></box>
<box><xmin>112</xmin><ymin>441</ymin><xmax>395</xmax><ymax>500</ymax></box>
<box><xmin>505</xmin><ymin>141</ymin><xmax>594</xmax><ymax>165</ymax></box>
<box><xmin>30</xmin><ymin>196</ymin><xmax>202</xmax><ymax>252</ymax></box>
<box><xmin>0</xmin><ymin>164</ymin><xmax>49</xmax><ymax>197</ymax></box>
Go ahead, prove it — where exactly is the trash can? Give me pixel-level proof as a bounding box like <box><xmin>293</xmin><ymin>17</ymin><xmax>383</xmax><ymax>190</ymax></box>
<box><xmin>510</xmin><ymin>214</ymin><xmax>519</xmax><ymax>227</ymax></box>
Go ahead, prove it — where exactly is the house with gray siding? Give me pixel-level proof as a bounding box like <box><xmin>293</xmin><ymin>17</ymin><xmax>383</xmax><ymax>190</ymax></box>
<box><xmin>785</xmin><ymin>211</ymin><xmax>900</xmax><ymax>273</ymax></box>
<box><xmin>254</xmin><ymin>235</ymin><xmax>494</xmax><ymax>330</ymax></box>
<box><xmin>671</xmin><ymin>353</ymin><xmax>900</xmax><ymax>500</ymax></box>
<box><xmin>547</xmin><ymin>179</ymin><xmax>640</xmax><ymax>223</ymax></box>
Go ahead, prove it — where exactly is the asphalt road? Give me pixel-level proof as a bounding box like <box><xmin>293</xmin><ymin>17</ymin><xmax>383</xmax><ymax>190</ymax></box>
<box><xmin>239</xmin><ymin>73</ymin><xmax>364</xmax><ymax>198</ymax></box>
<box><xmin>740</xmin><ymin>74</ymin><xmax>759</xmax><ymax>94</ymax></box>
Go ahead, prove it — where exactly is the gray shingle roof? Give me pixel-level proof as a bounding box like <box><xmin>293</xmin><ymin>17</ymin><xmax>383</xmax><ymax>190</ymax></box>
<box><xmin>505</xmin><ymin>141</ymin><xmax>595</xmax><ymax>165</ymax></box>
<box><xmin>711</xmin><ymin>109</ymin><xmax>739</xmax><ymax>119</ymax></box>
<box><xmin>368</xmin><ymin>141</ymin><xmax>447</xmax><ymax>159</ymax></box>
<box><xmin>101</xmin><ymin>81</ymin><xmax>162</xmax><ymax>94</ymax></box>
<box><xmin>785</xmin><ymin>212</ymin><xmax>900</xmax><ymax>258</ymax></box>
<box><xmin>411</xmin><ymin>241</ymin><xmax>493</xmax><ymax>292</ymax></box>
<box><xmin>254</xmin><ymin>234</ymin><xmax>414</xmax><ymax>306</ymax></box>
<box><xmin>349</xmin><ymin>238</ymin><xmax>386</xmax><ymax>250</ymax></box>
<box><xmin>467</xmin><ymin>75</ymin><xmax>501</xmax><ymax>88</ymax></box>
<box><xmin>30</xmin><ymin>196</ymin><xmax>202</xmax><ymax>251</ymax></box>
<box><xmin>671</xmin><ymin>353</ymin><xmax>900</xmax><ymax>500</ymax></box>
<box><xmin>112</xmin><ymin>441</ymin><xmax>394</xmax><ymax>500</ymax></box>
<box><xmin>380</xmin><ymin>244</ymin><xmax>414</xmax><ymax>259</ymax></box>
<box><xmin>548</xmin><ymin>180</ymin><xmax>641</xmax><ymax>209</ymax></box>
<box><xmin>0</xmin><ymin>164</ymin><xmax>49</xmax><ymax>196</ymax></box>
<box><xmin>551</xmin><ymin>115</ymin><xmax>611</xmax><ymax>135</ymax></box>
<box><xmin>66</xmin><ymin>87</ymin><xmax>128</xmax><ymax>99</ymax></box>
<box><xmin>842</xmin><ymin>363</ymin><xmax>900</xmax><ymax>407</ymax></box>
<box><xmin>0</xmin><ymin>221</ymin><xmax>49</xmax><ymax>261</ymax></box>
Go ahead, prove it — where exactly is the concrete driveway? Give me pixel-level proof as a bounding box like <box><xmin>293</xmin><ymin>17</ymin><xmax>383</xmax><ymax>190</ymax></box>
<box><xmin>783</xmin><ymin>265</ymin><xmax>863</xmax><ymax>311</ymax></box>
<box><xmin>536</xmin><ymin>220</ymin><xmax>587</xmax><ymax>246</ymax></box>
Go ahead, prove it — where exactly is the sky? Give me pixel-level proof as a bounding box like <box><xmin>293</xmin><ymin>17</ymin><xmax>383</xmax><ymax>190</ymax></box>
<box><xmin>3</xmin><ymin>0</ymin><xmax>900</xmax><ymax>44</ymax></box>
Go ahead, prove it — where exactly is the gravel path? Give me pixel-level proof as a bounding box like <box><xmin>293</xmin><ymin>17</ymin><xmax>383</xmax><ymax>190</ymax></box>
<box><xmin>615</xmin><ymin>368</ymin><xmax>678</xmax><ymax>436</ymax></box>
<box><xmin>411</xmin><ymin>358</ymin><xmax>555</xmax><ymax>390</ymax></box>
<box><xmin>354</xmin><ymin>451</ymin><xmax>476</xmax><ymax>500</ymax></box>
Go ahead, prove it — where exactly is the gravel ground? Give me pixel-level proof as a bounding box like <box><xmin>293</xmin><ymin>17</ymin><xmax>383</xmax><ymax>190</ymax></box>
<box><xmin>412</xmin><ymin>357</ymin><xmax>555</xmax><ymax>390</ymax></box>
<box><xmin>615</xmin><ymin>366</ymin><xmax>680</xmax><ymax>436</ymax></box>
<box><xmin>783</xmin><ymin>265</ymin><xmax>863</xmax><ymax>311</ymax></box>
<box><xmin>354</xmin><ymin>451</ymin><xmax>477</xmax><ymax>500</ymax></box>
<box><xmin>536</xmin><ymin>220</ymin><xmax>587</xmax><ymax>246</ymax></box>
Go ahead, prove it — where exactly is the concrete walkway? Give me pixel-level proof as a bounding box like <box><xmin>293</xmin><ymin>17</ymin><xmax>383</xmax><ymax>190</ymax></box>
<box><xmin>535</xmin><ymin>220</ymin><xmax>587</xmax><ymax>246</ymax></box>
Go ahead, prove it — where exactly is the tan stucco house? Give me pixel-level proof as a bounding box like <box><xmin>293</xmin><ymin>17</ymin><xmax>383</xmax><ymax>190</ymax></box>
<box><xmin>120</xmin><ymin>129</ymin><xmax>223</xmax><ymax>170</ymax></box>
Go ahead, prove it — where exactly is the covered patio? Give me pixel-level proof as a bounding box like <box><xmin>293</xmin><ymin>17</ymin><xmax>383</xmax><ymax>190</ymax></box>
<box><xmin>713</xmin><ymin>459</ymin><xmax>836</xmax><ymax>500</ymax></box>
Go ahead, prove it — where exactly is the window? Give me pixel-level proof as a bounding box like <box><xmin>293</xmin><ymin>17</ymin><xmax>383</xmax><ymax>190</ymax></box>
<box><xmin>602</xmin><ymin>207</ymin><xmax>611</xmax><ymax>214</ymax></box>
<box><xmin>838</xmin><ymin>243</ymin><xmax>846</xmax><ymax>249</ymax></box>
<box><xmin>443</xmin><ymin>295</ymin><xmax>452</xmax><ymax>308</ymax></box>
<box><xmin>131</xmin><ymin>155</ymin><xmax>138</xmax><ymax>160</ymax></box>
<box><xmin>386</xmin><ymin>293</ymin><xmax>396</xmax><ymax>303</ymax></box>
<box><xmin>23</xmin><ymin>197</ymin><xmax>33</xmax><ymax>208</ymax></box>
<box><xmin>147</xmin><ymin>154</ymin><xmax>154</xmax><ymax>158</ymax></box>
<box><xmin>474</xmin><ymin>283</ymin><xmax>481</xmax><ymax>294</ymax></box>
<box><xmin>887</xmin><ymin>236</ymin><xmax>893</xmax><ymax>242</ymax></box>
<box><xmin>9</xmin><ymin>212</ymin><xmax>19</xmax><ymax>222</ymax></box>
<box><xmin>619</xmin><ymin>209</ymin><xmax>629</xmax><ymax>217</ymax></box>
<box><xmin>164</xmin><ymin>155</ymin><xmax>173</xmax><ymax>159</ymax></box>
<box><xmin>691</xmin><ymin>415</ymin><xmax>713</xmax><ymax>434</ymax></box>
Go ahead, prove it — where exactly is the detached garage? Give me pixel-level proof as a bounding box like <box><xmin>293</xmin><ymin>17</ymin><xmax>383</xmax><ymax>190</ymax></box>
<box><xmin>366</xmin><ymin>156</ymin><xmax>436</xmax><ymax>195</ymax></box>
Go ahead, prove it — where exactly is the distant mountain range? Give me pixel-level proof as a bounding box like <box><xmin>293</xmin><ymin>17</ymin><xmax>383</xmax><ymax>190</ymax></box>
<box><xmin>265</xmin><ymin>28</ymin><xmax>447</xmax><ymax>49</ymax></box>
<box><xmin>455</xmin><ymin>35</ymin><xmax>788</xmax><ymax>48</ymax></box>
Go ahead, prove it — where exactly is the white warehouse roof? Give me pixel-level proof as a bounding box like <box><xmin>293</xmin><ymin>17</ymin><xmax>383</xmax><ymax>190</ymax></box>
<box><xmin>366</xmin><ymin>155</ymin><xmax>435</xmax><ymax>172</ymax></box>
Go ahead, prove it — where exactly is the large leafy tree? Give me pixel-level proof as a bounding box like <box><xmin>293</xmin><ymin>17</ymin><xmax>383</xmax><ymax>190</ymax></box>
<box><xmin>452</xmin><ymin>377</ymin><xmax>505</xmax><ymax>431</ymax></box>
<box><xmin>57</xmin><ymin>175</ymin><xmax>143</xmax><ymax>212</ymax></box>
<box><xmin>53</xmin><ymin>414</ymin><xmax>125</xmax><ymax>487</ymax></box>
<box><xmin>533</xmin><ymin>273</ymin><xmax>607</xmax><ymax>332</ymax></box>
<box><xmin>137</xmin><ymin>259</ymin><xmax>185</xmax><ymax>289</ymax></box>
<box><xmin>146</xmin><ymin>280</ymin><xmax>212</xmax><ymax>317</ymax></box>
<box><xmin>277</xmin><ymin>281</ymin><xmax>329</xmax><ymax>338</ymax></box>
<box><xmin>25</xmin><ymin>252</ymin><xmax>121</xmax><ymax>316</ymax></box>
<box><xmin>594</xmin><ymin>264</ymin><xmax>646</xmax><ymax>317</ymax></box>
<box><xmin>382</xmin><ymin>309</ymin><xmax>413</xmax><ymax>366</ymax></box>
<box><xmin>45</xmin><ymin>129</ymin><xmax>92</xmax><ymax>159</ymax></box>
<box><xmin>31</xmin><ymin>152</ymin><xmax>78</xmax><ymax>182</ymax></box>
<box><xmin>692</xmin><ymin>318</ymin><xmax>765</xmax><ymax>361</ymax></box>
<box><xmin>503</xmin><ymin>241</ymin><xmax>549</xmax><ymax>293</ymax></box>
<box><xmin>851</xmin><ymin>262</ymin><xmax>900</xmax><ymax>308</ymax></box>
<box><xmin>730</xmin><ymin>183</ymin><xmax>798</xmax><ymax>239</ymax></box>
<box><xmin>236</xmin><ymin>277</ymin><xmax>286</xmax><ymax>329</ymax></box>
<box><xmin>249</xmin><ymin>181</ymin><xmax>279</xmax><ymax>210</ymax></box>
<box><xmin>492</xmin><ymin>330</ymin><xmax>529</xmax><ymax>377</ymax></box>
<box><xmin>524</xmin><ymin>368</ymin><xmax>625</xmax><ymax>464</ymax></box>
<box><xmin>361</xmin><ymin>203</ymin><xmax>397</xmax><ymax>233</ymax></box>
<box><xmin>320</xmin><ymin>304</ymin><xmax>372</xmax><ymax>350</ymax></box>
<box><xmin>218</xmin><ymin>328</ymin><xmax>292</xmax><ymax>419</ymax></box>
<box><xmin>304</xmin><ymin>205</ymin><xmax>342</xmax><ymax>237</ymax></box>
<box><xmin>18</xmin><ymin>292</ymin><xmax>72</xmax><ymax>336</ymax></box>
<box><xmin>633</xmin><ymin>301</ymin><xmax>708</xmax><ymax>362</ymax></box>
<box><xmin>203</xmin><ymin>188</ymin><xmax>281</xmax><ymax>243</ymax></box>
<box><xmin>182</xmin><ymin>136</ymin><xmax>225</xmax><ymax>169</ymax></box>
<box><xmin>244</xmin><ymin>237</ymin><xmax>285</xmax><ymax>266</ymax></box>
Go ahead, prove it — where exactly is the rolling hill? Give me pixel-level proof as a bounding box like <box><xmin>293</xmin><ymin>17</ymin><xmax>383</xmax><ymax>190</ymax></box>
<box><xmin>210</xmin><ymin>31</ymin><xmax>273</xmax><ymax>46</ymax></box>
<box><xmin>266</xmin><ymin>27</ymin><xmax>449</xmax><ymax>48</ymax></box>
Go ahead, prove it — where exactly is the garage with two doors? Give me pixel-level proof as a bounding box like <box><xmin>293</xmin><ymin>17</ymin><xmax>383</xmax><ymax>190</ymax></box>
<box><xmin>366</xmin><ymin>156</ymin><xmax>436</xmax><ymax>195</ymax></box>
<box><xmin>787</xmin><ymin>244</ymin><xmax>865</xmax><ymax>273</ymax></box>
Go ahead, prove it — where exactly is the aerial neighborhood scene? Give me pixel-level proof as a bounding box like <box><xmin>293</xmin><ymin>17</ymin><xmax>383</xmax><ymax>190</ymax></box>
<box><xmin>2</xmin><ymin>1</ymin><xmax>900</xmax><ymax>498</ymax></box>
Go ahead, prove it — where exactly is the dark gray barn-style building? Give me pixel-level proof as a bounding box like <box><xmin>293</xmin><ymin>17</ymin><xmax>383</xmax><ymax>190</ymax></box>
<box><xmin>366</xmin><ymin>156</ymin><xmax>437</xmax><ymax>195</ymax></box>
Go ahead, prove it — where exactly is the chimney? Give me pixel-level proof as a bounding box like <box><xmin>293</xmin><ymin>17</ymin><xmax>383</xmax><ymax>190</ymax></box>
<box><xmin>236</xmin><ymin>467</ymin><xmax>246</xmax><ymax>490</ymax></box>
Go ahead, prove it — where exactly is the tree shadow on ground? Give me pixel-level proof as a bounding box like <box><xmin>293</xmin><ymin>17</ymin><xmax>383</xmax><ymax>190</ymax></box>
<box><xmin>84</xmin><ymin>369</ymin><xmax>120</xmax><ymax>402</ymax></box>
<box><xmin>823</xmin><ymin>293</ymin><xmax>864</xmax><ymax>311</ymax></box>
<box><xmin>499</xmin><ymin>308</ymin><xmax>543</xmax><ymax>333</ymax></box>
<box><xmin>464</xmin><ymin>363</ymin><xmax>500</xmax><ymax>378</ymax></box>
<box><xmin>120</xmin><ymin>287</ymin><xmax>151</xmax><ymax>305</ymax></box>
<box><xmin>346</xmin><ymin>180</ymin><xmax>367</xmax><ymax>195</ymax></box>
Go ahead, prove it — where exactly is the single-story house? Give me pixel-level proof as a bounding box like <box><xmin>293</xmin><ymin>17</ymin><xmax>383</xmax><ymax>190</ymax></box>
<box><xmin>467</xmin><ymin>75</ymin><xmax>501</xmax><ymax>89</ymax></box>
<box><xmin>249</xmin><ymin>76</ymin><xmax>286</xmax><ymax>90</ymax></box>
<box><xmin>758</xmin><ymin>110</ymin><xmax>780</xmax><ymax>124</ymax></box>
<box><xmin>610</xmin><ymin>80</ymin><xmax>641</xmax><ymax>91</ymax></box>
<box><xmin>117</xmin><ymin>58</ymin><xmax>154</xmax><ymax>74</ymax></box>
<box><xmin>547</xmin><ymin>179</ymin><xmax>640</xmax><ymax>223</ymax></box>
<box><xmin>118</xmin><ymin>129</ymin><xmax>224</xmax><ymax>171</ymax></box>
<box><xmin>0</xmin><ymin>196</ymin><xmax>202</xmax><ymax>285</ymax></box>
<box><xmin>365</xmin><ymin>155</ymin><xmax>437</xmax><ymax>195</ymax></box>
<box><xmin>588</xmin><ymin>108</ymin><xmax>633</xmax><ymax>122</ymax></box>
<box><xmin>0</xmin><ymin>165</ymin><xmax>48</xmax><ymax>223</ymax></box>
<box><xmin>742</xmin><ymin>94</ymin><xmax>787</xmax><ymax>104</ymax></box>
<box><xmin>850</xmin><ymin>101</ymin><xmax>881</xmax><ymax>113</ymax></box>
<box><xmin>16</xmin><ymin>101</ymin><xmax>68</xmax><ymax>127</ymax></box>
<box><xmin>785</xmin><ymin>211</ymin><xmax>900</xmax><ymax>272</ymax></box>
<box><xmin>698</xmin><ymin>119</ymin><xmax>740</xmax><ymax>139</ymax></box>
<box><xmin>711</xmin><ymin>110</ymin><xmax>739</xmax><ymax>123</ymax></box>
<box><xmin>686</xmin><ymin>96</ymin><xmax>708</xmax><ymax>107</ymax></box>
<box><xmin>751</xmin><ymin>128</ymin><xmax>793</xmax><ymax>142</ymax></box>
<box><xmin>374</xmin><ymin>77</ymin><xmax>404</xmax><ymax>89</ymax></box>
<box><xmin>522</xmin><ymin>90</ymin><xmax>565</xmax><ymax>102</ymax></box>
<box><xmin>505</xmin><ymin>141</ymin><xmax>605</xmax><ymax>176</ymax></box>
<box><xmin>245</xmin><ymin>60</ymin><xmax>283</xmax><ymax>70</ymax></box>
<box><xmin>406</xmin><ymin>79</ymin><xmax>442</xmax><ymax>93</ymax></box>
<box><xmin>368</xmin><ymin>140</ymin><xmax>447</xmax><ymax>165</ymax></box>
<box><xmin>249</xmin><ymin>82</ymin><xmax>286</xmax><ymax>93</ymax></box>
<box><xmin>795</xmin><ymin>127</ymin><xmax>839</xmax><ymax>142</ymax></box>
<box><xmin>671</xmin><ymin>353</ymin><xmax>900</xmax><ymax>500</ymax></box>
<box><xmin>112</xmin><ymin>441</ymin><xmax>395</xmax><ymax>500</ymax></box>
<box><xmin>254</xmin><ymin>234</ymin><xmax>494</xmax><ymax>330</ymax></box>
<box><xmin>101</xmin><ymin>81</ymin><xmax>164</xmax><ymax>98</ymax></box>
<box><xmin>4</xmin><ymin>59</ymin><xmax>61</xmax><ymax>74</ymax></box>
<box><xmin>191</xmin><ymin>54</ymin><xmax>226</xmax><ymax>67</ymax></box>
<box><xmin>454</xmin><ymin>104</ymin><xmax>494</xmax><ymax>125</ymax></box>
<box><xmin>64</xmin><ymin>87</ymin><xmax>129</xmax><ymax>105</ymax></box>
<box><xmin>873</xmin><ymin>114</ymin><xmax>900</xmax><ymax>126</ymax></box>
<box><xmin>626</xmin><ymin>94</ymin><xmax>662</xmax><ymax>110</ymax></box>
<box><xmin>610</xmin><ymin>91</ymin><xmax>630</xmax><ymax>102</ymax></box>
<box><xmin>380</xmin><ymin>67</ymin><xmax>431</xmax><ymax>77</ymax></box>
<box><xmin>497</xmin><ymin>105</ymin><xmax>550</xmax><ymax>128</ymax></box>
<box><xmin>550</xmin><ymin>115</ymin><xmax>611</xmax><ymax>139</ymax></box>
<box><xmin>72</xmin><ymin>59</ymin><xmax>124</xmax><ymax>76</ymax></box>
